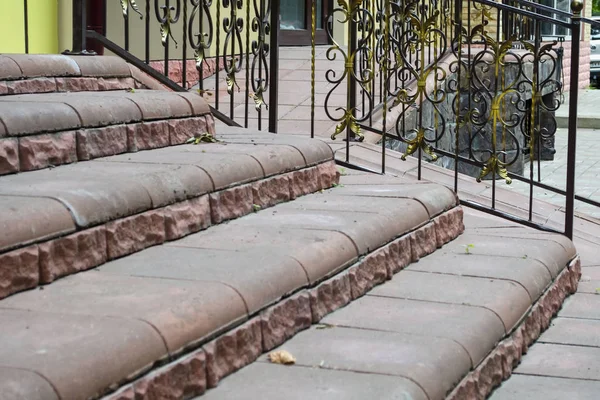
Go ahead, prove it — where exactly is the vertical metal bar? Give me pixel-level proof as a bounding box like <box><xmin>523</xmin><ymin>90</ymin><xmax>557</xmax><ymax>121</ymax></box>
<box><xmin>454</xmin><ymin>0</ymin><xmax>462</xmax><ymax>193</ymax></box>
<box><xmin>72</xmin><ymin>0</ymin><xmax>87</xmax><ymax>52</ymax></box>
<box><xmin>382</xmin><ymin>0</ymin><xmax>390</xmax><ymax>174</ymax></box>
<box><xmin>346</xmin><ymin>9</ymin><xmax>358</xmax><ymax>162</ymax></box>
<box><xmin>245</xmin><ymin>0</ymin><xmax>251</xmax><ymax>128</ymax></box>
<box><xmin>565</xmin><ymin>1</ymin><xmax>583</xmax><ymax>239</ymax></box>
<box><xmin>230</xmin><ymin>1</ymin><xmax>236</xmax><ymax>119</ymax></box>
<box><xmin>258</xmin><ymin>0</ymin><xmax>263</xmax><ymax>131</ymax></box>
<box><xmin>23</xmin><ymin>0</ymin><xmax>29</xmax><ymax>53</ymax></box>
<box><xmin>146</xmin><ymin>0</ymin><xmax>151</xmax><ymax>63</ymax></box>
<box><xmin>311</xmin><ymin>0</ymin><xmax>316</xmax><ymax>138</ymax></box>
<box><xmin>183</xmin><ymin>0</ymin><xmax>188</xmax><ymax>90</ymax></box>
<box><xmin>216</xmin><ymin>0</ymin><xmax>222</xmax><ymax>111</ymax></box>
<box><xmin>268</xmin><ymin>0</ymin><xmax>280</xmax><ymax>133</ymax></box>
<box><xmin>125</xmin><ymin>6</ymin><xmax>130</xmax><ymax>51</ymax></box>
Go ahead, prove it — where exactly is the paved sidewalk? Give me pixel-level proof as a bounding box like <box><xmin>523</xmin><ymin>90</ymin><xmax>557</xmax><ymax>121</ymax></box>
<box><xmin>556</xmin><ymin>89</ymin><xmax>600</xmax><ymax>129</ymax></box>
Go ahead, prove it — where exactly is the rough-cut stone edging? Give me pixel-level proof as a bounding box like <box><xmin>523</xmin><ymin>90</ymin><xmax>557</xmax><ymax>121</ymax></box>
<box><xmin>100</xmin><ymin>206</ymin><xmax>465</xmax><ymax>400</ymax></box>
<box><xmin>0</xmin><ymin>160</ymin><xmax>341</xmax><ymax>300</ymax></box>
<box><xmin>0</xmin><ymin>76</ymin><xmax>146</xmax><ymax>96</ymax></box>
<box><xmin>446</xmin><ymin>256</ymin><xmax>582</xmax><ymax>400</ymax></box>
<box><xmin>0</xmin><ymin>114</ymin><xmax>216</xmax><ymax>176</ymax></box>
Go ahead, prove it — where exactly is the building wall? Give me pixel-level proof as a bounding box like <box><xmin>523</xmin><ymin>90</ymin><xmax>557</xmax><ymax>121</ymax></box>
<box><xmin>0</xmin><ymin>0</ymin><xmax>60</xmax><ymax>54</ymax></box>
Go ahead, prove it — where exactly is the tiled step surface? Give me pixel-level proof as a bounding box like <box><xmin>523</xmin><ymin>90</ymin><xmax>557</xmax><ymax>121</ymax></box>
<box><xmin>0</xmin><ymin>131</ymin><xmax>337</xmax><ymax>298</ymax></box>
<box><xmin>0</xmin><ymin>170</ymin><xmax>462</xmax><ymax>400</ymax></box>
<box><xmin>198</xmin><ymin>208</ymin><xmax>579</xmax><ymax>400</ymax></box>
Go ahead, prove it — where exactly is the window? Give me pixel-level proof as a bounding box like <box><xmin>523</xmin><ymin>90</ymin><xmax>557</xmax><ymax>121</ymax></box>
<box><xmin>539</xmin><ymin>0</ymin><xmax>570</xmax><ymax>38</ymax></box>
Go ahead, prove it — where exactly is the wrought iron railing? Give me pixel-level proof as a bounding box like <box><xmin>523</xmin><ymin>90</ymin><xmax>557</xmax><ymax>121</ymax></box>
<box><xmin>63</xmin><ymin>0</ymin><xmax>598</xmax><ymax>239</ymax></box>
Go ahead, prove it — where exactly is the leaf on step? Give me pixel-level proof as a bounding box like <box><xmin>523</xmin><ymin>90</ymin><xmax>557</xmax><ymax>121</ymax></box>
<box><xmin>268</xmin><ymin>350</ymin><xmax>296</xmax><ymax>365</ymax></box>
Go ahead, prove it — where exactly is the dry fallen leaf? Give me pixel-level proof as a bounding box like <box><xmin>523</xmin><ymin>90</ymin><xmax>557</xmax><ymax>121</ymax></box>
<box><xmin>268</xmin><ymin>350</ymin><xmax>296</xmax><ymax>365</ymax></box>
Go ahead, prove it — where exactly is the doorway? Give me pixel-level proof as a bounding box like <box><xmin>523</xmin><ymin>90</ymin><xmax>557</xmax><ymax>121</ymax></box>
<box><xmin>280</xmin><ymin>0</ymin><xmax>330</xmax><ymax>46</ymax></box>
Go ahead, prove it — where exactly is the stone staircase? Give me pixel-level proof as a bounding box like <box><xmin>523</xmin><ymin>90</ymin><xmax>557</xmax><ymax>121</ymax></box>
<box><xmin>0</xmin><ymin>55</ymin><xmax>581</xmax><ymax>400</ymax></box>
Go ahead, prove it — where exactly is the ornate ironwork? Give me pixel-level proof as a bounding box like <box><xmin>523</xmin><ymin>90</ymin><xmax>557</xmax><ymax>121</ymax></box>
<box><xmin>120</xmin><ymin>0</ymin><xmax>143</xmax><ymax>18</ymax></box>
<box><xmin>189</xmin><ymin>0</ymin><xmax>213</xmax><ymax>69</ymax></box>
<box><xmin>223</xmin><ymin>0</ymin><xmax>244</xmax><ymax>94</ymax></box>
<box><xmin>250</xmin><ymin>0</ymin><xmax>271</xmax><ymax>111</ymax></box>
<box><xmin>155</xmin><ymin>0</ymin><xmax>181</xmax><ymax>47</ymax></box>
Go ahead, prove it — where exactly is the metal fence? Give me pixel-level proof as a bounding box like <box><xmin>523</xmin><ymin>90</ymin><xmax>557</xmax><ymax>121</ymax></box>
<box><xmin>65</xmin><ymin>0</ymin><xmax>598</xmax><ymax>239</ymax></box>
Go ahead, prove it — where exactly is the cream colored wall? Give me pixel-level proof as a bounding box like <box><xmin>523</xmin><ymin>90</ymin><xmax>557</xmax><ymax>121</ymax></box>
<box><xmin>0</xmin><ymin>0</ymin><xmax>59</xmax><ymax>54</ymax></box>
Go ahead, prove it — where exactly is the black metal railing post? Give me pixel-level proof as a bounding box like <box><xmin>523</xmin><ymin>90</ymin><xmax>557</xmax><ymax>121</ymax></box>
<box><xmin>268</xmin><ymin>0</ymin><xmax>280</xmax><ymax>133</ymax></box>
<box><xmin>565</xmin><ymin>0</ymin><xmax>583</xmax><ymax>239</ymax></box>
<box><xmin>72</xmin><ymin>0</ymin><xmax>87</xmax><ymax>53</ymax></box>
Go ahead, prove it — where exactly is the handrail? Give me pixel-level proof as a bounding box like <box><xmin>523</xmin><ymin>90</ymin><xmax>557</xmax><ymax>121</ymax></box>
<box><xmin>86</xmin><ymin>30</ymin><xmax>241</xmax><ymax>128</ymax></box>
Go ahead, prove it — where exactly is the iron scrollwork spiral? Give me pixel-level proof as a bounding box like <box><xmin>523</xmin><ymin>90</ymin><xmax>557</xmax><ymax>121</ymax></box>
<box><xmin>189</xmin><ymin>0</ymin><xmax>213</xmax><ymax>70</ymax></box>
<box><xmin>325</xmin><ymin>0</ymin><xmax>376</xmax><ymax>141</ymax></box>
<box><xmin>250</xmin><ymin>0</ymin><xmax>271</xmax><ymax>111</ymax></box>
<box><xmin>120</xmin><ymin>0</ymin><xmax>143</xmax><ymax>18</ymax></box>
<box><xmin>223</xmin><ymin>0</ymin><xmax>244</xmax><ymax>94</ymax></box>
<box><xmin>155</xmin><ymin>0</ymin><xmax>181</xmax><ymax>46</ymax></box>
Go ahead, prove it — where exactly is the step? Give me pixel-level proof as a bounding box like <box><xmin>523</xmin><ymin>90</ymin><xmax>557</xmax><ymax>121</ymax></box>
<box><xmin>0</xmin><ymin>89</ymin><xmax>214</xmax><ymax>175</ymax></box>
<box><xmin>0</xmin><ymin>169</ymin><xmax>462</xmax><ymax>399</ymax></box>
<box><xmin>190</xmin><ymin>209</ymin><xmax>579</xmax><ymax>400</ymax></box>
<box><xmin>0</xmin><ymin>130</ymin><xmax>337</xmax><ymax>299</ymax></box>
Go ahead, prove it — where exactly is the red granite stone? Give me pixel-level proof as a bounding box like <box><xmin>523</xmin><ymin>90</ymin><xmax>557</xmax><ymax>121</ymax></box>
<box><xmin>260</xmin><ymin>291</ymin><xmax>312</xmax><ymax>351</ymax></box>
<box><xmin>288</xmin><ymin>166</ymin><xmax>321</xmax><ymax>199</ymax></box>
<box><xmin>127</xmin><ymin>121</ymin><xmax>170</xmax><ymax>152</ymax></box>
<box><xmin>106</xmin><ymin>210</ymin><xmax>166</xmax><ymax>260</ymax></box>
<box><xmin>204</xmin><ymin>317</ymin><xmax>262</xmax><ymax>388</ymax></box>
<box><xmin>385</xmin><ymin>235</ymin><xmax>412</xmax><ymax>276</ymax></box>
<box><xmin>168</xmin><ymin>117</ymin><xmax>211</xmax><ymax>145</ymax></box>
<box><xmin>38</xmin><ymin>226</ymin><xmax>107</xmax><ymax>283</ymax></box>
<box><xmin>19</xmin><ymin>131</ymin><xmax>77</xmax><ymax>171</ymax></box>
<box><xmin>164</xmin><ymin>196</ymin><xmax>211</xmax><ymax>241</ymax></box>
<box><xmin>0</xmin><ymin>82</ymin><xmax>8</xmax><ymax>95</ymax></box>
<box><xmin>251</xmin><ymin>175</ymin><xmax>291</xmax><ymax>209</ymax></box>
<box><xmin>6</xmin><ymin>77</ymin><xmax>57</xmax><ymax>94</ymax></box>
<box><xmin>348</xmin><ymin>249</ymin><xmax>389</xmax><ymax>299</ymax></box>
<box><xmin>317</xmin><ymin>161</ymin><xmax>341</xmax><ymax>189</ymax></box>
<box><xmin>77</xmin><ymin>125</ymin><xmax>128</xmax><ymax>160</ymax></box>
<box><xmin>209</xmin><ymin>184</ymin><xmax>253</xmax><ymax>224</ymax></box>
<box><xmin>55</xmin><ymin>77</ymin><xmax>100</xmax><ymax>92</ymax></box>
<box><xmin>205</xmin><ymin>115</ymin><xmax>216</xmax><ymax>137</ymax></box>
<box><xmin>0</xmin><ymin>138</ymin><xmax>19</xmax><ymax>175</ymax></box>
<box><xmin>434</xmin><ymin>207</ymin><xmax>464</xmax><ymax>247</ymax></box>
<box><xmin>98</xmin><ymin>77</ymin><xmax>125</xmax><ymax>91</ymax></box>
<box><xmin>410</xmin><ymin>222</ymin><xmax>437</xmax><ymax>261</ymax></box>
<box><xmin>309</xmin><ymin>272</ymin><xmax>352</xmax><ymax>323</ymax></box>
<box><xmin>133</xmin><ymin>349</ymin><xmax>206</xmax><ymax>399</ymax></box>
<box><xmin>0</xmin><ymin>246</ymin><xmax>39</xmax><ymax>299</ymax></box>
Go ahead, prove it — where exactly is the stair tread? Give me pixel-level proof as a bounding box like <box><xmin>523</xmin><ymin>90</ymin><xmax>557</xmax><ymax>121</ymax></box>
<box><xmin>197</xmin><ymin>209</ymin><xmax>576</xmax><ymax>400</ymax></box>
<box><xmin>0</xmin><ymin>131</ymin><xmax>332</xmax><ymax>252</ymax></box>
<box><xmin>0</xmin><ymin>90</ymin><xmax>209</xmax><ymax>135</ymax></box>
<box><xmin>0</xmin><ymin>172</ymin><xmax>457</xmax><ymax>400</ymax></box>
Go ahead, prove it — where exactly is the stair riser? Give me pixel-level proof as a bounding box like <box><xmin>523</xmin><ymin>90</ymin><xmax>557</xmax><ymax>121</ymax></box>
<box><xmin>0</xmin><ymin>114</ymin><xmax>216</xmax><ymax>176</ymax></box>
<box><xmin>0</xmin><ymin>161</ymin><xmax>340</xmax><ymax>300</ymax></box>
<box><xmin>100</xmin><ymin>206</ymin><xmax>465</xmax><ymax>400</ymax></box>
<box><xmin>0</xmin><ymin>76</ymin><xmax>142</xmax><ymax>96</ymax></box>
<box><xmin>446</xmin><ymin>256</ymin><xmax>581</xmax><ymax>400</ymax></box>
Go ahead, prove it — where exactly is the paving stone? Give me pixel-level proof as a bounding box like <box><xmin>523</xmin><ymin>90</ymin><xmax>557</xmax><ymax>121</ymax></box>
<box><xmin>0</xmin><ymin>309</ymin><xmax>167</xmax><ymax>400</ymax></box>
<box><xmin>169</xmin><ymin>225</ymin><xmax>358</xmax><ymax>284</ymax></box>
<box><xmin>332</xmin><ymin>183</ymin><xmax>457</xmax><ymax>217</ymax></box>
<box><xmin>0</xmin><ymin>56</ymin><xmax>23</xmax><ymax>80</ymax></box>
<box><xmin>490</xmin><ymin>374</ymin><xmax>600</xmax><ymax>400</ymax></box>
<box><xmin>0</xmin><ymin>101</ymin><xmax>81</xmax><ymax>136</ymax></box>
<box><xmin>235</xmin><ymin>198</ymin><xmax>429</xmax><ymax>254</ymax></box>
<box><xmin>441</xmin><ymin>233</ymin><xmax>575</xmax><ymax>279</ymax></box>
<box><xmin>261</xmin><ymin>326</ymin><xmax>470</xmax><ymax>400</ymax></box>
<box><xmin>77</xmin><ymin>125</ymin><xmax>129</xmax><ymax>160</ymax></box>
<box><xmin>5</xmin><ymin>77</ymin><xmax>57</xmax><ymax>94</ymax></box>
<box><xmin>106</xmin><ymin>210</ymin><xmax>165</xmax><ymax>259</ymax></box>
<box><xmin>127</xmin><ymin>121</ymin><xmax>171</xmax><ymax>151</ymax></box>
<box><xmin>0</xmin><ymin>246</ymin><xmax>39</xmax><ymax>299</ymax></box>
<box><xmin>0</xmin><ymin>195</ymin><xmax>76</xmax><ymax>252</ymax></box>
<box><xmin>175</xmin><ymin>92</ymin><xmax>212</xmax><ymax>116</ymax></box>
<box><xmin>0</xmin><ymin>367</ymin><xmax>59</xmax><ymax>400</ymax></box>
<box><xmin>68</xmin><ymin>55</ymin><xmax>132</xmax><ymax>77</ymax></box>
<box><xmin>370</xmin><ymin>270</ymin><xmax>531</xmax><ymax>332</ymax></box>
<box><xmin>200</xmin><ymin>362</ymin><xmax>428</xmax><ymax>400</ymax></box>
<box><xmin>322</xmin><ymin>295</ymin><xmax>505</xmax><ymax>366</ymax></box>
<box><xmin>55</xmin><ymin>77</ymin><xmax>100</xmax><ymax>92</ymax></box>
<box><xmin>0</xmin><ymin>165</ymin><xmax>153</xmax><ymax>228</ymax></box>
<box><xmin>514</xmin><ymin>343</ymin><xmax>600</xmax><ymax>381</ymax></box>
<box><xmin>4</xmin><ymin>54</ymin><xmax>81</xmax><ymax>77</ymax></box>
<box><xmin>168</xmin><ymin>116</ymin><xmax>213</xmax><ymax>145</ymax></box>
<box><xmin>0</xmin><ymin>93</ymin><xmax>142</xmax><ymax>128</ymax></box>
<box><xmin>164</xmin><ymin>196</ymin><xmax>212</xmax><ymax>241</ymax></box>
<box><xmin>577</xmin><ymin>266</ymin><xmax>600</xmax><ymax>294</ymax></box>
<box><xmin>0</xmin><ymin>274</ymin><xmax>247</xmax><ymax>356</ymax></box>
<box><xmin>539</xmin><ymin>317</ymin><xmax>600</xmax><ymax>347</ymax></box>
<box><xmin>407</xmin><ymin>253</ymin><xmax>552</xmax><ymax>302</ymax></box>
<box><xmin>559</xmin><ymin>293</ymin><xmax>600</xmax><ymax>320</ymax></box>
<box><xmin>100</xmin><ymin>149</ymin><xmax>264</xmax><ymax>190</ymax></box>
<box><xmin>92</xmin><ymin>90</ymin><xmax>194</xmax><ymax>120</ymax></box>
<box><xmin>95</xmin><ymin>246</ymin><xmax>309</xmax><ymax>314</ymax></box>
